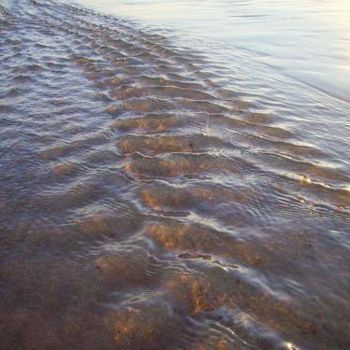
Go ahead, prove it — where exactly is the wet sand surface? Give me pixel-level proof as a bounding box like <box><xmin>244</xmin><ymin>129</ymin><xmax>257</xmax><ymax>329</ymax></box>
<box><xmin>0</xmin><ymin>0</ymin><xmax>350</xmax><ymax>349</ymax></box>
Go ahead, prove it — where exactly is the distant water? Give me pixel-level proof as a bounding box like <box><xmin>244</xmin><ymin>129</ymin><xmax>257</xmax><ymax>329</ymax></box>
<box><xmin>76</xmin><ymin>0</ymin><xmax>350</xmax><ymax>102</ymax></box>
<box><xmin>0</xmin><ymin>0</ymin><xmax>349</xmax><ymax>349</ymax></box>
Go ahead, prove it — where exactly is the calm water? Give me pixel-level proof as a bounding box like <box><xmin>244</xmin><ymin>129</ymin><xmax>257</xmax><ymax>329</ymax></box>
<box><xmin>0</xmin><ymin>0</ymin><xmax>349</xmax><ymax>349</ymax></box>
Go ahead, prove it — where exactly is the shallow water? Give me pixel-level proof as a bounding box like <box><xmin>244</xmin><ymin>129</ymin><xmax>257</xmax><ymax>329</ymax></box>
<box><xmin>0</xmin><ymin>0</ymin><xmax>349</xmax><ymax>349</ymax></box>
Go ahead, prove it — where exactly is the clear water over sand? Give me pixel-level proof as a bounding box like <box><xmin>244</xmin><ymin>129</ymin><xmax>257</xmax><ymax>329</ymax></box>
<box><xmin>0</xmin><ymin>0</ymin><xmax>349</xmax><ymax>349</ymax></box>
<box><xmin>77</xmin><ymin>0</ymin><xmax>350</xmax><ymax>102</ymax></box>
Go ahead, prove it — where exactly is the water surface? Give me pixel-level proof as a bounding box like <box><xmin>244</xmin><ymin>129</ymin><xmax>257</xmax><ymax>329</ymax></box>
<box><xmin>0</xmin><ymin>0</ymin><xmax>349</xmax><ymax>349</ymax></box>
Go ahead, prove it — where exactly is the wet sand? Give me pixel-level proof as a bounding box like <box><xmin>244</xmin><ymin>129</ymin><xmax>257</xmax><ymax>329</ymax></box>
<box><xmin>0</xmin><ymin>0</ymin><xmax>350</xmax><ymax>349</ymax></box>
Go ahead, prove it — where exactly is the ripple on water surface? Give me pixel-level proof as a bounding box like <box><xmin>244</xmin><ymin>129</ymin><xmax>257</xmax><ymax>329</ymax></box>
<box><xmin>0</xmin><ymin>0</ymin><xmax>350</xmax><ymax>349</ymax></box>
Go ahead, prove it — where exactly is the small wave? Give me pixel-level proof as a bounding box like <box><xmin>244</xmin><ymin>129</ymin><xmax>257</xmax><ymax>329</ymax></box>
<box><xmin>0</xmin><ymin>0</ymin><xmax>349</xmax><ymax>349</ymax></box>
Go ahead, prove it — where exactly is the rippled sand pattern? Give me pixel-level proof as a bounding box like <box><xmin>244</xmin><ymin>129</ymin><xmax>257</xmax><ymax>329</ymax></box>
<box><xmin>1</xmin><ymin>1</ymin><xmax>350</xmax><ymax>349</ymax></box>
